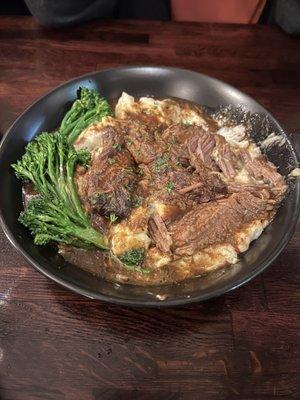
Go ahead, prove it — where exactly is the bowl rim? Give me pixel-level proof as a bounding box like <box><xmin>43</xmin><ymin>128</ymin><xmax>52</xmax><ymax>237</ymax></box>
<box><xmin>0</xmin><ymin>65</ymin><xmax>299</xmax><ymax>307</ymax></box>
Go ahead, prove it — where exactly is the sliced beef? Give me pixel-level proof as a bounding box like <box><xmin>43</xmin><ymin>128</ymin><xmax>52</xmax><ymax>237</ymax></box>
<box><xmin>160</xmin><ymin>123</ymin><xmax>194</xmax><ymax>143</ymax></box>
<box><xmin>101</xmin><ymin>124</ymin><xmax>127</xmax><ymax>149</ymax></box>
<box><xmin>176</xmin><ymin>171</ymin><xmax>226</xmax><ymax>202</ymax></box>
<box><xmin>228</xmin><ymin>183</ymin><xmax>265</xmax><ymax>192</ymax></box>
<box><xmin>141</xmin><ymin>154</ymin><xmax>226</xmax><ymax>209</ymax></box>
<box><xmin>75</xmin><ymin>145</ymin><xmax>138</xmax><ymax>219</ymax></box>
<box><xmin>123</xmin><ymin>109</ymin><xmax>168</xmax><ymax>134</ymax></box>
<box><xmin>92</xmin><ymin>186</ymin><xmax>134</xmax><ymax>219</ymax></box>
<box><xmin>239</xmin><ymin>149</ymin><xmax>285</xmax><ymax>186</ymax></box>
<box><xmin>90</xmin><ymin>212</ymin><xmax>109</xmax><ymax>234</ymax></box>
<box><xmin>75</xmin><ymin>121</ymin><xmax>127</xmax><ymax>152</ymax></box>
<box><xmin>170</xmin><ymin>191</ymin><xmax>269</xmax><ymax>256</ymax></box>
<box><xmin>227</xmin><ymin>183</ymin><xmax>276</xmax><ymax>208</ymax></box>
<box><xmin>187</xmin><ymin>131</ymin><xmax>216</xmax><ymax>171</ymax></box>
<box><xmin>123</xmin><ymin>120</ymin><xmax>164</xmax><ymax>164</ymax></box>
<box><xmin>160</xmin><ymin>124</ymin><xmax>217</xmax><ymax>171</ymax></box>
<box><xmin>228</xmin><ymin>191</ymin><xmax>268</xmax><ymax>218</ymax></box>
<box><xmin>238</xmin><ymin>148</ymin><xmax>287</xmax><ymax>201</ymax></box>
<box><xmin>212</xmin><ymin>135</ymin><xmax>240</xmax><ymax>179</ymax></box>
<box><xmin>148</xmin><ymin>212</ymin><xmax>173</xmax><ymax>253</ymax></box>
<box><xmin>136</xmin><ymin>141</ymin><xmax>229</xmax><ymax>219</ymax></box>
<box><xmin>178</xmin><ymin>181</ymin><xmax>203</xmax><ymax>194</ymax></box>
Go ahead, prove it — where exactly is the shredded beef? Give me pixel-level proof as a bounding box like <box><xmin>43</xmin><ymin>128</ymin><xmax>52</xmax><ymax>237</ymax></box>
<box><xmin>148</xmin><ymin>212</ymin><xmax>173</xmax><ymax>253</ymax></box>
<box><xmin>170</xmin><ymin>191</ymin><xmax>269</xmax><ymax>256</ymax></box>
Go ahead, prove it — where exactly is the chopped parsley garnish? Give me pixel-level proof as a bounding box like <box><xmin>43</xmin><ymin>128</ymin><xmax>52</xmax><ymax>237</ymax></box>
<box><xmin>181</xmin><ymin>121</ymin><xmax>193</xmax><ymax>127</ymax></box>
<box><xmin>109</xmin><ymin>213</ymin><xmax>118</xmax><ymax>223</ymax></box>
<box><xmin>137</xmin><ymin>167</ymin><xmax>144</xmax><ymax>177</ymax></box>
<box><xmin>165</xmin><ymin>143</ymin><xmax>172</xmax><ymax>152</ymax></box>
<box><xmin>90</xmin><ymin>192</ymin><xmax>106</xmax><ymax>205</ymax></box>
<box><xmin>108</xmin><ymin>157</ymin><xmax>116</xmax><ymax>165</ymax></box>
<box><xmin>155</xmin><ymin>156</ymin><xmax>169</xmax><ymax>172</ymax></box>
<box><xmin>113</xmin><ymin>143</ymin><xmax>123</xmax><ymax>151</ymax></box>
<box><xmin>165</xmin><ymin>182</ymin><xmax>175</xmax><ymax>193</ymax></box>
<box><xmin>124</xmin><ymin>181</ymin><xmax>135</xmax><ymax>191</ymax></box>
<box><xmin>132</xmin><ymin>194</ymin><xmax>143</xmax><ymax>207</ymax></box>
<box><xmin>126</xmin><ymin>139</ymin><xmax>133</xmax><ymax>146</ymax></box>
<box><xmin>124</xmin><ymin>166</ymin><xmax>135</xmax><ymax>174</ymax></box>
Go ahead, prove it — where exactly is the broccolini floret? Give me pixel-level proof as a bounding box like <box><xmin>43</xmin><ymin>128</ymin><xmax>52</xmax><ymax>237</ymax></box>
<box><xmin>119</xmin><ymin>248</ymin><xmax>145</xmax><ymax>266</ymax></box>
<box><xmin>59</xmin><ymin>87</ymin><xmax>113</xmax><ymax>143</ymax></box>
<box><xmin>118</xmin><ymin>248</ymin><xmax>149</xmax><ymax>274</ymax></box>
<box><xmin>12</xmin><ymin>131</ymin><xmax>108</xmax><ymax>250</ymax></box>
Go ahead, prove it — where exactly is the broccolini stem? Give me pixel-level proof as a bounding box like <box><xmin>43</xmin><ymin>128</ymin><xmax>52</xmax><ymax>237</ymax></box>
<box><xmin>46</xmin><ymin>140</ymin><xmax>58</xmax><ymax>189</ymax></box>
<box><xmin>60</xmin><ymin>103</ymin><xmax>82</xmax><ymax>130</ymax></box>
<box><xmin>32</xmin><ymin>213</ymin><xmax>108</xmax><ymax>249</ymax></box>
<box><xmin>67</xmin><ymin>111</ymin><xmax>98</xmax><ymax>144</ymax></box>
<box><xmin>65</xmin><ymin>155</ymin><xmax>88</xmax><ymax>222</ymax></box>
<box><xmin>73</xmin><ymin>225</ymin><xmax>108</xmax><ymax>249</ymax></box>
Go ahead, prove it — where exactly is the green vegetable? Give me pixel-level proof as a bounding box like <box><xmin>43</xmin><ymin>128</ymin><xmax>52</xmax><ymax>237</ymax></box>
<box><xmin>165</xmin><ymin>182</ymin><xmax>175</xmax><ymax>193</ymax></box>
<box><xmin>155</xmin><ymin>155</ymin><xmax>169</xmax><ymax>172</ymax></box>
<box><xmin>119</xmin><ymin>248</ymin><xmax>146</xmax><ymax>269</ymax></box>
<box><xmin>59</xmin><ymin>87</ymin><xmax>113</xmax><ymax>144</ymax></box>
<box><xmin>109</xmin><ymin>213</ymin><xmax>118</xmax><ymax>223</ymax></box>
<box><xmin>12</xmin><ymin>132</ymin><xmax>108</xmax><ymax>250</ymax></box>
<box><xmin>181</xmin><ymin>121</ymin><xmax>194</xmax><ymax>127</ymax></box>
<box><xmin>124</xmin><ymin>166</ymin><xmax>135</xmax><ymax>174</ymax></box>
<box><xmin>108</xmin><ymin>157</ymin><xmax>116</xmax><ymax>165</ymax></box>
<box><xmin>112</xmin><ymin>143</ymin><xmax>123</xmax><ymax>151</ymax></box>
<box><xmin>132</xmin><ymin>194</ymin><xmax>143</xmax><ymax>207</ymax></box>
<box><xmin>119</xmin><ymin>247</ymin><xmax>150</xmax><ymax>274</ymax></box>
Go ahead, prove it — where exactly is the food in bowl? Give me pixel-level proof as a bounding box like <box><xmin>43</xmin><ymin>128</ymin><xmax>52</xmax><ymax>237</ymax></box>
<box><xmin>13</xmin><ymin>88</ymin><xmax>287</xmax><ymax>285</ymax></box>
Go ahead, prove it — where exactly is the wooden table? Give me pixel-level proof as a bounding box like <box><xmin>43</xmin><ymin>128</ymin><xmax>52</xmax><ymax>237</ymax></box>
<box><xmin>0</xmin><ymin>17</ymin><xmax>299</xmax><ymax>400</ymax></box>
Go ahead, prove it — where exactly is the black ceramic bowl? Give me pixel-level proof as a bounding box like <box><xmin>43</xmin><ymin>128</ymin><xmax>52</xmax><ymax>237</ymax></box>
<box><xmin>0</xmin><ymin>66</ymin><xmax>299</xmax><ymax>306</ymax></box>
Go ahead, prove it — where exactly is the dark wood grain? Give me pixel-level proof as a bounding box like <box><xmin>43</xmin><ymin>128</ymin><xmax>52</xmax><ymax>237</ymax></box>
<box><xmin>0</xmin><ymin>17</ymin><xmax>299</xmax><ymax>400</ymax></box>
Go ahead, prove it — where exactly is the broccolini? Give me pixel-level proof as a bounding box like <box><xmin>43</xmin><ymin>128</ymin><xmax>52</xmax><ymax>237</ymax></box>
<box><xmin>59</xmin><ymin>87</ymin><xmax>113</xmax><ymax>143</ymax></box>
<box><xmin>119</xmin><ymin>248</ymin><xmax>145</xmax><ymax>266</ymax></box>
<box><xmin>12</xmin><ymin>131</ymin><xmax>108</xmax><ymax>249</ymax></box>
<box><xmin>12</xmin><ymin>87</ymin><xmax>113</xmax><ymax>249</ymax></box>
